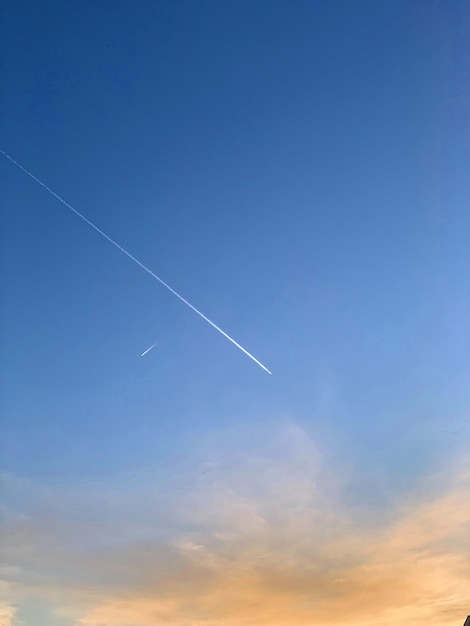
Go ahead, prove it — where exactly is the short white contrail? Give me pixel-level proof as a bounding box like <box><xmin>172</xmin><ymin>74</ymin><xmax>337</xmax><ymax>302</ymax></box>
<box><xmin>1</xmin><ymin>150</ymin><xmax>272</xmax><ymax>374</ymax></box>
<box><xmin>141</xmin><ymin>342</ymin><xmax>156</xmax><ymax>357</ymax></box>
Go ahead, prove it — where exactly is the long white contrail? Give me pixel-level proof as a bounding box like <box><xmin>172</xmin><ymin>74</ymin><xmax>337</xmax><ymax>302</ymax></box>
<box><xmin>1</xmin><ymin>149</ymin><xmax>272</xmax><ymax>375</ymax></box>
<box><xmin>141</xmin><ymin>342</ymin><xmax>156</xmax><ymax>357</ymax></box>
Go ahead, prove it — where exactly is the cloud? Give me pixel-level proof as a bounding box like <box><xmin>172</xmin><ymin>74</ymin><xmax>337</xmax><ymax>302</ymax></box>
<box><xmin>0</xmin><ymin>604</ymin><xmax>15</xmax><ymax>626</ymax></box>
<box><xmin>1</xmin><ymin>423</ymin><xmax>469</xmax><ymax>626</ymax></box>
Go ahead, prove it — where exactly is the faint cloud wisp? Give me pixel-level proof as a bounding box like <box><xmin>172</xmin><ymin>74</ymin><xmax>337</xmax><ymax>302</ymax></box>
<box><xmin>1</xmin><ymin>424</ymin><xmax>469</xmax><ymax>626</ymax></box>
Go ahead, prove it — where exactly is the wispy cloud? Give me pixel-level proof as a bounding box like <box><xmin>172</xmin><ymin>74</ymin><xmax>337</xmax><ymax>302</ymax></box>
<box><xmin>1</xmin><ymin>424</ymin><xmax>469</xmax><ymax>626</ymax></box>
<box><xmin>0</xmin><ymin>602</ymin><xmax>15</xmax><ymax>626</ymax></box>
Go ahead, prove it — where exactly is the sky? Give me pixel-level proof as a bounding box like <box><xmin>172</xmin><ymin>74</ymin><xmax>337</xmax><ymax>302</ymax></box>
<box><xmin>0</xmin><ymin>1</ymin><xmax>469</xmax><ymax>625</ymax></box>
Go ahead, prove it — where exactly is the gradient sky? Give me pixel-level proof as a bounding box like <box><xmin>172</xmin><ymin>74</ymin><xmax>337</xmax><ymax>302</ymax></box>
<box><xmin>1</xmin><ymin>1</ymin><xmax>469</xmax><ymax>625</ymax></box>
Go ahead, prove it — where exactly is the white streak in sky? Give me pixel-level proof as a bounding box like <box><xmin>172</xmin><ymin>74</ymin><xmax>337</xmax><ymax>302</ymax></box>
<box><xmin>141</xmin><ymin>343</ymin><xmax>156</xmax><ymax>357</ymax></box>
<box><xmin>254</xmin><ymin>551</ymin><xmax>278</xmax><ymax>560</ymax></box>
<box><xmin>1</xmin><ymin>150</ymin><xmax>272</xmax><ymax>374</ymax></box>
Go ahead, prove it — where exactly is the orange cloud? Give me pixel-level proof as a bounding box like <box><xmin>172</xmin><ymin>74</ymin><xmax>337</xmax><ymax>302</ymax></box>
<box><xmin>1</xmin><ymin>425</ymin><xmax>469</xmax><ymax>626</ymax></box>
<box><xmin>0</xmin><ymin>604</ymin><xmax>15</xmax><ymax>626</ymax></box>
<box><xmin>74</xmin><ymin>482</ymin><xmax>469</xmax><ymax>626</ymax></box>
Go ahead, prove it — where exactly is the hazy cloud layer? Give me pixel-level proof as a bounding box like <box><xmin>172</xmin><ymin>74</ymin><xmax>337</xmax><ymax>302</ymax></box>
<box><xmin>1</xmin><ymin>424</ymin><xmax>469</xmax><ymax>626</ymax></box>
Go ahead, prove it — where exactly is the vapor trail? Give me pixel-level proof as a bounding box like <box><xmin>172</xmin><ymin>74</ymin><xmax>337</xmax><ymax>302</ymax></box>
<box><xmin>141</xmin><ymin>343</ymin><xmax>156</xmax><ymax>357</ymax></box>
<box><xmin>1</xmin><ymin>150</ymin><xmax>271</xmax><ymax>374</ymax></box>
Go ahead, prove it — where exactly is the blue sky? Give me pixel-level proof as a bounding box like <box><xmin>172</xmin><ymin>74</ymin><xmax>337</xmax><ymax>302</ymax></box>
<box><xmin>1</xmin><ymin>2</ymin><xmax>469</xmax><ymax>625</ymax></box>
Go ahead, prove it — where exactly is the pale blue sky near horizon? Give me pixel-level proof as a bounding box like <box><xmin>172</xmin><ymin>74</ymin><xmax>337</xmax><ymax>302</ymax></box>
<box><xmin>1</xmin><ymin>0</ymin><xmax>469</xmax><ymax>499</ymax></box>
